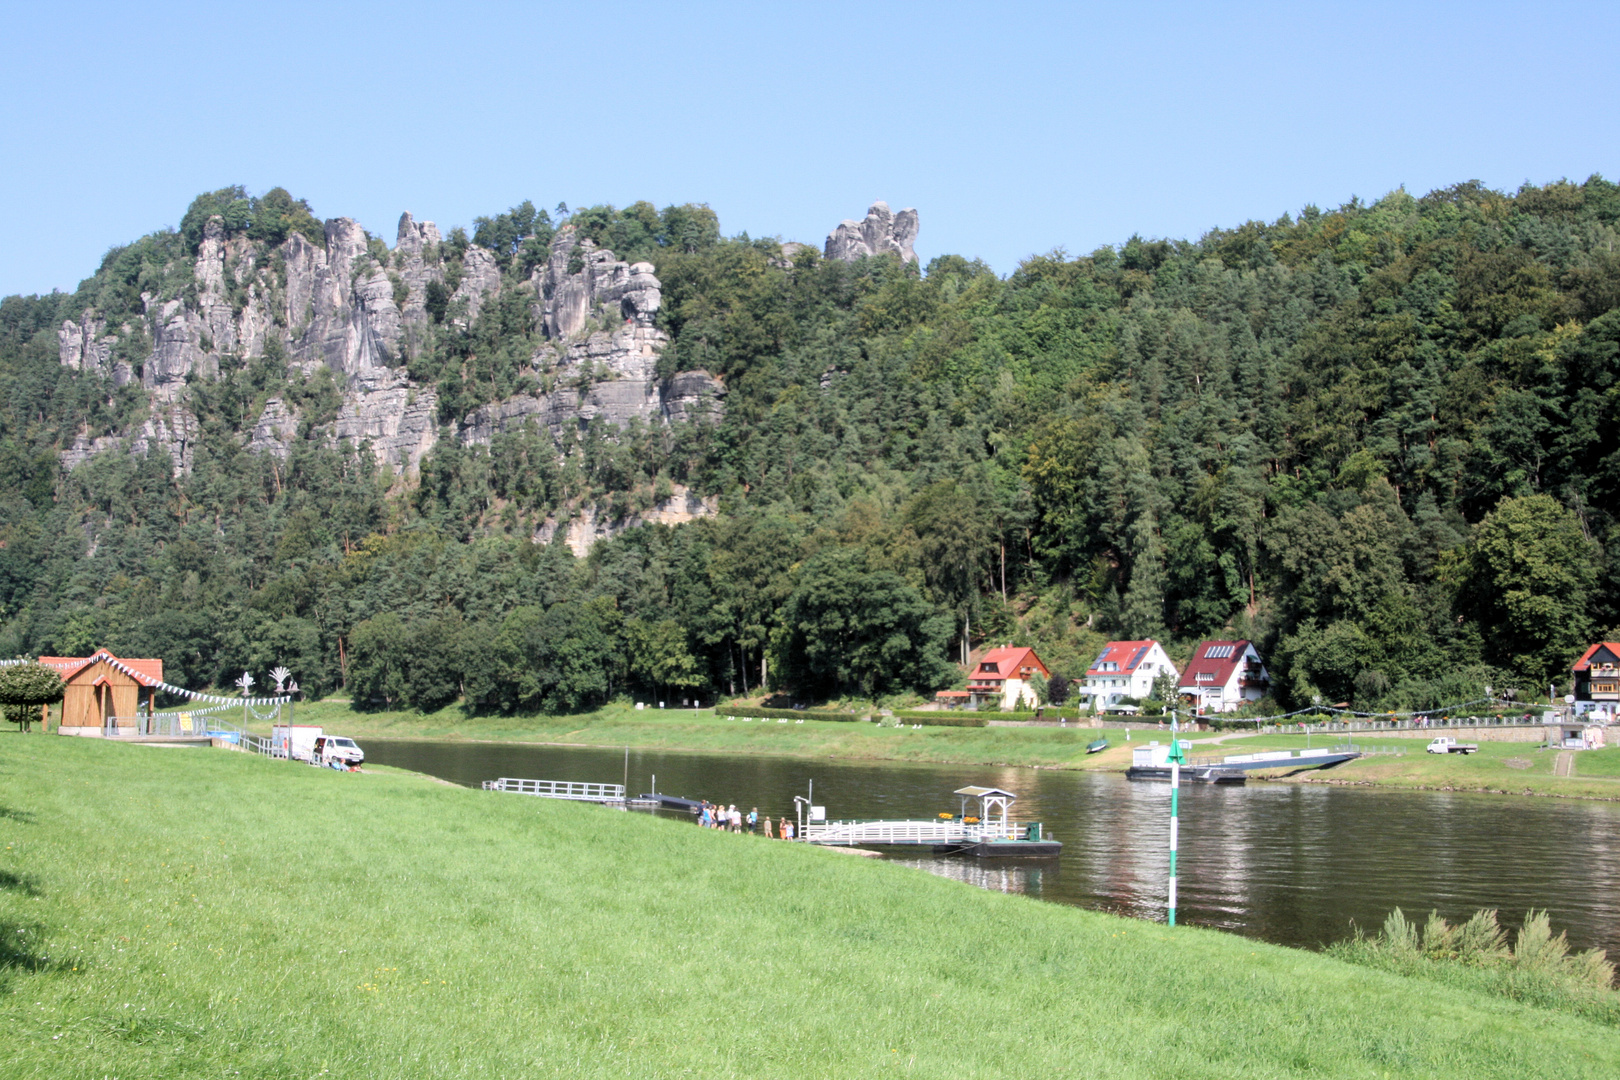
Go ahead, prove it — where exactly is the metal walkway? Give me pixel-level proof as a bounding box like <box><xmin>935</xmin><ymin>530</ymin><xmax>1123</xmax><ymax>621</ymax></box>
<box><xmin>483</xmin><ymin>778</ymin><xmax>627</xmax><ymax>802</ymax></box>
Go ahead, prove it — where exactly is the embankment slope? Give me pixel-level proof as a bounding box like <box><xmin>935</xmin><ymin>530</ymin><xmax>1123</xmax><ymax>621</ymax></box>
<box><xmin>2</xmin><ymin>735</ymin><xmax>1614</xmax><ymax>1078</ymax></box>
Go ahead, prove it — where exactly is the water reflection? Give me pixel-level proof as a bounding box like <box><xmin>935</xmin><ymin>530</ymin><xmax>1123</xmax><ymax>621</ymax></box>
<box><xmin>889</xmin><ymin>855</ymin><xmax>1053</xmax><ymax>900</ymax></box>
<box><xmin>359</xmin><ymin>739</ymin><xmax>1620</xmax><ymax>958</ymax></box>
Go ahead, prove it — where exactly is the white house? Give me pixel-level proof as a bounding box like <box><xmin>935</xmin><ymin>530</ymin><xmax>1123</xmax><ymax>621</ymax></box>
<box><xmin>1177</xmin><ymin>639</ymin><xmax>1270</xmax><ymax>713</ymax></box>
<box><xmin>1083</xmin><ymin>641</ymin><xmax>1177</xmax><ymax>708</ymax></box>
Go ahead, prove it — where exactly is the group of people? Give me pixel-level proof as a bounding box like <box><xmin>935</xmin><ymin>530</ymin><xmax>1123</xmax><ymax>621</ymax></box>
<box><xmin>696</xmin><ymin>801</ymin><xmax>796</xmax><ymax>839</ymax></box>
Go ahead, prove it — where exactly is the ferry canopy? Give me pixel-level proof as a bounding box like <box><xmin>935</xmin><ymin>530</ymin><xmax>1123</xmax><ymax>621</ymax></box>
<box><xmin>954</xmin><ymin>786</ymin><xmax>1018</xmax><ymax>801</ymax></box>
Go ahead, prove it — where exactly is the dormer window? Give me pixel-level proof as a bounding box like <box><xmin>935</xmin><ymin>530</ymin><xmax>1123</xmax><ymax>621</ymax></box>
<box><xmin>979</xmin><ymin>662</ymin><xmax>999</xmax><ymax>673</ymax></box>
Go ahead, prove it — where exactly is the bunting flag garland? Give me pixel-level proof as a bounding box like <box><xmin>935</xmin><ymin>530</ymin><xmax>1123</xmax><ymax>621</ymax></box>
<box><xmin>1</xmin><ymin>652</ymin><xmax>291</xmax><ymax>707</ymax></box>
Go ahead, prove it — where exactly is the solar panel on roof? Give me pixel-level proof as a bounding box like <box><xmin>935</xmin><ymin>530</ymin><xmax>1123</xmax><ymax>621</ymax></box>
<box><xmin>1128</xmin><ymin>646</ymin><xmax>1147</xmax><ymax>669</ymax></box>
<box><xmin>1205</xmin><ymin>644</ymin><xmax>1234</xmax><ymax>659</ymax></box>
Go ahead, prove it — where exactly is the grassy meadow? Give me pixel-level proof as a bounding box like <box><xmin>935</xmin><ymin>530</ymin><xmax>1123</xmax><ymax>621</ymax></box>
<box><xmin>2</xmin><ymin>733</ymin><xmax>1619</xmax><ymax>1078</ymax></box>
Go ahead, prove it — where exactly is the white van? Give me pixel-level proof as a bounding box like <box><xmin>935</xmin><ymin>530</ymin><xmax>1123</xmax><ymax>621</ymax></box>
<box><xmin>310</xmin><ymin>735</ymin><xmax>365</xmax><ymax>767</ymax></box>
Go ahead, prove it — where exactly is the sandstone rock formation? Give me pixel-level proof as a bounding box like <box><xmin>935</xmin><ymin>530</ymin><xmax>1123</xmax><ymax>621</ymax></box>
<box><xmin>58</xmin><ymin>311</ymin><xmax>129</xmax><ymax>384</ymax></box>
<box><xmin>534</xmin><ymin>225</ymin><xmax>661</xmax><ymax>339</ymax></box>
<box><xmin>452</xmin><ymin>246</ymin><xmax>501</xmax><ymax>329</ymax></box>
<box><xmin>54</xmin><ymin>205</ymin><xmax>725</xmax><ymax>497</ymax></box>
<box><xmin>533</xmin><ymin>484</ymin><xmax>720</xmax><ymax>558</ymax></box>
<box><xmin>824</xmin><ymin>201</ymin><xmax>919</xmax><ymax>263</ymax></box>
<box><xmin>464</xmin><ymin>229</ymin><xmax>724</xmax><ymax>448</ymax></box>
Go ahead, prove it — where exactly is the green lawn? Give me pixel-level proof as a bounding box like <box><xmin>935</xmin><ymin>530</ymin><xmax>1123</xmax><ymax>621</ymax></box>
<box><xmin>1</xmin><ymin>734</ymin><xmax>1617</xmax><ymax>1078</ymax></box>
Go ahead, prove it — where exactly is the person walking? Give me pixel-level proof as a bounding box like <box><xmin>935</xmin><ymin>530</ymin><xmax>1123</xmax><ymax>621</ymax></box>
<box><xmin>747</xmin><ymin>807</ymin><xmax>758</xmax><ymax>834</ymax></box>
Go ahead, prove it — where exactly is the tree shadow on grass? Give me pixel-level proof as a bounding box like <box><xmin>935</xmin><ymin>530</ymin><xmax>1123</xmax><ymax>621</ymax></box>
<box><xmin>0</xmin><ymin>806</ymin><xmax>36</xmax><ymax>824</ymax></box>
<box><xmin>0</xmin><ymin>869</ymin><xmax>41</xmax><ymax>896</ymax></box>
<box><xmin>0</xmin><ymin>921</ymin><xmax>58</xmax><ymax>981</ymax></box>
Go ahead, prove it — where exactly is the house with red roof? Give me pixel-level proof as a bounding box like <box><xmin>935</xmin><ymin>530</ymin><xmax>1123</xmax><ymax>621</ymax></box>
<box><xmin>965</xmin><ymin>646</ymin><xmax>1050</xmax><ymax>710</ymax></box>
<box><xmin>1573</xmin><ymin>643</ymin><xmax>1620</xmax><ymax>722</ymax></box>
<box><xmin>37</xmin><ymin>649</ymin><xmax>164</xmax><ymax>735</ymax></box>
<box><xmin>1177</xmin><ymin>640</ymin><xmax>1269</xmax><ymax>714</ymax></box>
<box><xmin>1082</xmin><ymin>641</ymin><xmax>1177</xmax><ymax>710</ymax></box>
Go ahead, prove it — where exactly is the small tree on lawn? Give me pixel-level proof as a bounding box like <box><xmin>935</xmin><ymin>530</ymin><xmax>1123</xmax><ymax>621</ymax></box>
<box><xmin>0</xmin><ymin>663</ymin><xmax>66</xmax><ymax>733</ymax></box>
<box><xmin>1025</xmin><ymin>672</ymin><xmax>1049</xmax><ymax>709</ymax></box>
<box><xmin>1048</xmin><ymin>672</ymin><xmax>1070</xmax><ymax>707</ymax></box>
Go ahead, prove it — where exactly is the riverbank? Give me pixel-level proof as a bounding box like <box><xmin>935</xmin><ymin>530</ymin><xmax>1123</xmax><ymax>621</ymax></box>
<box><xmin>279</xmin><ymin>699</ymin><xmax>1114</xmax><ymax>770</ymax></box>
<box><xmin>2</xmin><ymin>734</ymin><xmax>1616</xmax><ymax>1078</ymax></box>
<box><xmin>286</xmin><ymin>700</ymin><xmax>1620</xmax><ymax>800</ymax></box>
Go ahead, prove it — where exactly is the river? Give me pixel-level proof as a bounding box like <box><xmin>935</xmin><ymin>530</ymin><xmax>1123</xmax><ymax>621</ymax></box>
<box><xmin>359</xmin><ymin>739</ymin><xmax>1620</xmax><ymax>958</ymax></box>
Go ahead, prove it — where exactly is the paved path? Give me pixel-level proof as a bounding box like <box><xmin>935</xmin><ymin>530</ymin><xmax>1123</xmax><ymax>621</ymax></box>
<box><xmin>1554</xmin><ymin>750</ymin><xmax>1575</xmax><ymax>778</ymax></box>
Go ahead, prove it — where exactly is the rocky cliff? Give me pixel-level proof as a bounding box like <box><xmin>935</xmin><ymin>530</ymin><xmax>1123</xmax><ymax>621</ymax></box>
<box><xmin>824</xmin><ymin>201</ymin><xmax>919</xmax><ymax>263</ymax></box>
<box><xmin>56</xmin><ymin>212</ymin><xmax>725</xmax><ymax>479</ymax></box>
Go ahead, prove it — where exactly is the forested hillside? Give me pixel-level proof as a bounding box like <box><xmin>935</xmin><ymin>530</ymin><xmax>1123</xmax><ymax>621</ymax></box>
<box><xmin>1</xmin><ymin>178</ymin><xmax>1616</xmax><ymax>714</ymax></box>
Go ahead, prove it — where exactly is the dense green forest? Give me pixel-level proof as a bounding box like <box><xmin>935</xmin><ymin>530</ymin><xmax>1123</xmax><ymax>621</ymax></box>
<box><xmin>1</xmin><ymin>178</ymin><xmax>1616</xmax><ymax>715</ymax></box>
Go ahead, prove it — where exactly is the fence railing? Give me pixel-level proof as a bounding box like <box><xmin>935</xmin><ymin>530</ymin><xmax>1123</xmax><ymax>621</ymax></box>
<box><xmin>802</xmin><ymin>819</ymin><xmax>1017</xmax><ymax>844</ymax></box>
<box><xmin>241</xmin><ymin>732</ymin><xmax>277</xmax><ymax>757</ymax></box>
<box><xmin>482</xmin><ymin>778</ymin><xmax>625</xmax><ymax>801</ymax></box>
<box><xmin>1257</xmin><ymin>716</ymin><xmax>1555</xmax><ymax>734</ymax></box>
<box><xmin>103</xmin><ymin>714</ymin><xmax>244</xmax><ymax>739</ymax></box>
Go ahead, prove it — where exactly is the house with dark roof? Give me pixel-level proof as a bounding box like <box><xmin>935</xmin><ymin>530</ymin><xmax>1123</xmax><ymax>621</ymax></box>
<box><xmin>1573</xmin><ymin>642</ymin><xmax>1620</xmax><ymax>722</ymax></box>
<box><xmin>1082</xmin><ymin>641</ymin><xmax>1177</xmax><ymax>710</ymax></box>
<box><xmin>966</xmin><ymin>646</ymin><xmax>1050</xmax><ymax>710</ymax></box>
<box><xmin>37</xmin><ymin>649</ymin><xmax>164</xmax><ymax>736</ymax></box>
<box><xmin>1178</xmin><ymin>640</ymin><xmax>1269</xmax><ymax>713</ymax></box>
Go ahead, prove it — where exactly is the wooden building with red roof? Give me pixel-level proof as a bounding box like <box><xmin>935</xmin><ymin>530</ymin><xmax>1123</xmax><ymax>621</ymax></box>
<box><xmin>37</xmin><ymin>649</ymin><xmax>164</xmax><ymax>735</ymax></box>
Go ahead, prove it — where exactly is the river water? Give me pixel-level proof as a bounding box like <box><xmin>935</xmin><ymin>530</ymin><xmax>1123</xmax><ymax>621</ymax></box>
<box><xmin>359</xmin><ymin>739</ymin><xmax>1620</xmax><ymax>958</ymax></box>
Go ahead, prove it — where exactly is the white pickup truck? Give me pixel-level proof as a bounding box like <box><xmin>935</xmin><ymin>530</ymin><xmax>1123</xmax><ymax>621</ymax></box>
<box><xmin>1426</xmin><ymin>736</ymin><xmax>1479</xmax><ymax>755</ymax></box>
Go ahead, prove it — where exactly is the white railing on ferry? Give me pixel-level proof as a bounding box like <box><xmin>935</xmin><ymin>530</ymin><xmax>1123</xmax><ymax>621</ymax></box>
<box><xmin>482</xmin><ymin>778</ymin><xmax>625</xmax><ymax>801</ymax></box>
<box><xmin>802</xmin><ymin>819</ymin><xmax>1015</xmax><ymax>844</ymax></box>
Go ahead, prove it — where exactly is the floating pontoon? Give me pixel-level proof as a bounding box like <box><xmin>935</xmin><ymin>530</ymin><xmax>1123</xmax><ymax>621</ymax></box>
<box><xmin>799</xmin><ymin>785</ymin><xmax>1060</xmax><ymax>857</ymax></box>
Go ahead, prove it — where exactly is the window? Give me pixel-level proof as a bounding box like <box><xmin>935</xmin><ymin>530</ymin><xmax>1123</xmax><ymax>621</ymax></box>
<box><xmin>1195</xmin><ymin>672</ymin><xmax>1215</xmax><ymax>683</ymax></box>
<box><xmin>979</xmin><ymin>662</ymin><xmax>999</xmax><ymax>673</ymax></box>
<box><xmin>1204</xmin><ymin>645</ymin><xmax>1235</xmax><ymax>659</ymax></box>
<box><xmin>1595</xmin><ymin>682</ymin><xmax>1618</xmax><ymax>694</ymax></box>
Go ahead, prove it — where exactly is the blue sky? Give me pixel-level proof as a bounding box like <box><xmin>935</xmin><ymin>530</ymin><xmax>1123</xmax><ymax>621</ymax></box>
<box><xmin>4</xmin><ymin>1</ymin><xmax>1616</xmax><ymax>297</ymax></box>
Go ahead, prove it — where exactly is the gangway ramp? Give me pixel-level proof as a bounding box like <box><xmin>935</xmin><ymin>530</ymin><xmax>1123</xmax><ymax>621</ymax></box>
<box><xmin>483</xmin><ymin>778</ymin><xmax>627</xmax><ymax>803</ymax></box>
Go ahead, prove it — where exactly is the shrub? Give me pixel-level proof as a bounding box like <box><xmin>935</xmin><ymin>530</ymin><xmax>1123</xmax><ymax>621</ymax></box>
<box><xmin>1328</xmin><ymin>907</ymin><xmax>1619</xmax><ymax>1024</ymax></box>
<box><xmin>888</xmin><ymin>710</ymin><xmax>989</xmax><ymax>727</ymax></box>
<box><xmin>714</xmin><ymin>705</ymin><xmax>860</xmax><ymax>723</ymax></box>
